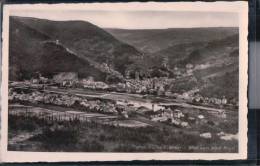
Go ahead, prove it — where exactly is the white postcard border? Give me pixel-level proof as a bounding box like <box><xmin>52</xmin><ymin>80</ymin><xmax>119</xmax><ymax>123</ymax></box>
<box><xmin>1</xmin><ymin>1</ymin><xmax>248</xmax><ymax>162</ymax></box>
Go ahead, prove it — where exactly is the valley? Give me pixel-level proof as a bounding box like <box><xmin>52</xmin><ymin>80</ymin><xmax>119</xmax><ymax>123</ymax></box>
<box><xmin>8</xmin><ymin>16</ymin><xmax>239</xmax><ymax>152</ymax></box>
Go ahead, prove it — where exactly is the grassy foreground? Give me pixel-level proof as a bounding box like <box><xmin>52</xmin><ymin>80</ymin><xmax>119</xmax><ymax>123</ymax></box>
<box><xmin>8</xmin><ymin>115</ymin><xmax>238</xmax><ymax>152</ymax></box>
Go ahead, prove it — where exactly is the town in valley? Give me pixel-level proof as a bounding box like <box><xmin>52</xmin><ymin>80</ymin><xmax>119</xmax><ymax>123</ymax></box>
<box><xmin>8</xmin><ymin>15</ymin><xmax>239</xmax><ymax>152</ymax></box>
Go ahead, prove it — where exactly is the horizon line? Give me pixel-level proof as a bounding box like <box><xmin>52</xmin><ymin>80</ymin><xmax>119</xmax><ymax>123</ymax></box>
<box><xmin>10</xmin><ymin>15</ymin><xmax>239</xmax><ymax>30</ymax></box>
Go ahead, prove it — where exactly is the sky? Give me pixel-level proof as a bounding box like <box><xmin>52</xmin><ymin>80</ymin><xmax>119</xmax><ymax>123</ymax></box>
<box><xmin>11</xmin><ymin>10</ymin><xmax>238</xmax><ymax>29</ymax></box>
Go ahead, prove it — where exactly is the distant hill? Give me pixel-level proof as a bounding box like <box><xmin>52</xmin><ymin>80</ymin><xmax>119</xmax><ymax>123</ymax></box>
<box><xmin>106</xmin><ymin>27</ymin><xmax>238</xmax><ymax>54</ymax></box>
<box><xmin>152</xmin><ymin>34</ymin><xmax>239</xmax><ymax>67</ymax></box>
<box><xmin>106</xmin><ymin>27</ymin><xmax>239</xmax><ymax>99</ymax></box>
<box><xmin>9</xmin><ymin>16</ymin><xmax>239</xmax><ymax>100</ymax></box>
<box><xmin>9</xmin><ymin>16</ymin><xmax>142</xmax><ymax>82</ymax></box>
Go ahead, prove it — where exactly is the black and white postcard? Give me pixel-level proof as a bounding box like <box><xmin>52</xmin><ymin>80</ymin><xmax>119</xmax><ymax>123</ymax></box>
<box><xmin>1</xmin><ymin>2</ymin><xmax>248</xmax><ymax>162</ymax></box>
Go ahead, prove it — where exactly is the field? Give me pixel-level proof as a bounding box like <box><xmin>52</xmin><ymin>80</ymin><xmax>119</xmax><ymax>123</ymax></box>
<box><xmin>8</xmin><ymin>103</ymin><xmax>238</xmax><ymax>152</ymax></box>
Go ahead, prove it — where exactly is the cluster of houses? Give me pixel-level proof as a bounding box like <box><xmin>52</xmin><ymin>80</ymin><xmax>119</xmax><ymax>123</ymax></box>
<box><xmin>8</xmin><ymin>89</ymin><xmax>118</xmax><ymax>114</ymax></box>
<box><xmin>9</xmin><ymin>83</ymin><xmax>228</xmax><ymax>131</ymax></box>
<box><xmin>9</xmin><ymin>90</ymin><xmax>77</xmax><ymax>107</ymax></box>
<box><xmin>164</xmin><ymin>89</ymin><xmax>234</xmax><ymax>107</ymax></box>
<box><xmin>192</xmin><ymin>94</ymin><xmax>229</xmax><ymax>105</ymax></box>
<box><xmin>11</xmin><ymin>70</ymin><xmax>238</xmax><ymax>108</ymax></box>
<box><xmin>77</xmin><ymin>76</ymin><xmax>175</xmax><ymax>95</ymax></box>
<box><xmin>150</xmin><ymin>108</ymin><xmax>190</xmax><ymax>128</ymax></box>
<box><xmin>122</xmin><ymin>77</ymin><xmax>175</xmax><ymax>95</ymax></box>
<box><xmin>26</xmin><ymin>72</ymin><xmax>176</xmax><ymax>96</ymax></box>
<box><xmin>149</xmin><ymin>105</ymin><xmax>227</xmax><ymax>128</ymax></box>
<box><xmin>9</xmin><ymin>88</ymin><xmax>149</xmax><ymax>119</ymax></box>
<box><xmin>52</xmin><ymin>72</ymin><xmax>78</xmax><ymax>87</ymax></box>
<box><xmin>80</xmin><ymin>77</ymin><xmax>109</xmax><ymax>90</ymax></box>
<box><xmin>79</xmin><ymin>99</ymin><xmax>118</xmax><ymax>114</ymax></box>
